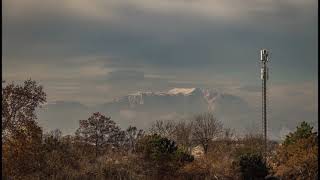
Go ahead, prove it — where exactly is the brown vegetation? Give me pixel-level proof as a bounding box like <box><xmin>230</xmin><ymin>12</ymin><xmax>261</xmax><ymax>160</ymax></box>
<box><xmin>2</xmin><ymin>80</ymin><xmax>318</xmax><ymax>179</ymax></box>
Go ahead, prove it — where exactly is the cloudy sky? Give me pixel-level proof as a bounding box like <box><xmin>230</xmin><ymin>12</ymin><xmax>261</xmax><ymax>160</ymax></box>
<box><xmin>3</xmin><ymin>0</ymin><xmax>318</xmax><ymax>133</ymax></box>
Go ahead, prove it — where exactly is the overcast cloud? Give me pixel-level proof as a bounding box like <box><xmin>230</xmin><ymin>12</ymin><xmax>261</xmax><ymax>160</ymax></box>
<box><xmin>3</xmin><ymin>0</ymin><xmax>317</xmax><ymax>132</ymax></box>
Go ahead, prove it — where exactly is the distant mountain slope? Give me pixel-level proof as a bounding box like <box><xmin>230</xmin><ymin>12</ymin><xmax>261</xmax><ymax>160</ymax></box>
<box><xmin>37</xmin><ymin>88</ymin><xmax>257</xmax><ymax>135</ymax></box>
<box><xmin>36</xmin><ymin>101</ymin><xmax>91</xmax><ymax>134</ymax></box>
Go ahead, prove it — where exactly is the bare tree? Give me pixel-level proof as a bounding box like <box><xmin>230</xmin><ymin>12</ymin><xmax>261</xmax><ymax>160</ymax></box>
<box><xmin>75</xmin><ymin>112</ymin><xmax>121</xmax><ymax>157</ymax></box>
<box><xmin>43</xmin><ymin>129</ymin><xmax>63</xmax><ymax>149</ymax></box>
<box><xmin>2</xmin><ymin>79</ymin><xmax>46</xmax><ymax>138</ymax></box>
<box><xmin>125</xmin><ymin>126</ymin><xmax>144</xmax><ymax>152</ymax></box>
<box><xmin>2</xmin><ymin>80</ymin><xmax>45</xmax><ymax>178</ymax></box>
<box><xmin>173</xmin><ymin>121</ymin><xmax>193</xmax><ymax>153</ymax></box>
<box><xmin>238</xmin><ymin>133</ymin><xmax>264</xmax><ymax>154</ymax></box>
<box><xmin>223</xmin><ymin>128</ymin><xmax>236</xmax><ymax>140</ymax></box>
<box><xmin>149</xmin><ymin>120</ymin><xmax>175</xmax><ymax>139</ymax></box>
<box><xmin>192</xmin><ymin>112</ymin><xmax>223</xmax><ymax>154</ymax></box>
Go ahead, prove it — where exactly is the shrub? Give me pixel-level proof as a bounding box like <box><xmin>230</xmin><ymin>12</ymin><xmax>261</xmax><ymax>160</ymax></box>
<box><xmin>237</xmin><ymin>152</ymin><xmax>269</xmax><ymax>180</ymax></box>
<box><xmin>136</xmin><ymin>134</ymin><xmax>194</xmax><ymax>177</ymax></box>
<box><xmin>271</xmin><ymin>122</ymin><xmax>318</xmax><ymax>179</ymax></box>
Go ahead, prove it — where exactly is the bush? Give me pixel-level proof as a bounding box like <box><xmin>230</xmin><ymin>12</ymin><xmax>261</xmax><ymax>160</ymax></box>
<box><xmin>237</xmin><ymin>152</ymin><xmax>268</xmax><ymax>180</ymax></box>
<box><xmin>136</xmin><ymin>134</ymin><xmax>194</xmax><ymax>177</ymax></box>
<box><xmin>271</xmin><ymin>122</ymin><xmax>318</xmax><ymax>179</ymax></box>
<box><xmin>283</xmin><ymin>121</ymin><xmax>316</xmax><ymax>145</ymax></box>
<box><xmin>175</xmin><ymin>149</ymin><xmax>194</xmax><ymax>163</ymax></box>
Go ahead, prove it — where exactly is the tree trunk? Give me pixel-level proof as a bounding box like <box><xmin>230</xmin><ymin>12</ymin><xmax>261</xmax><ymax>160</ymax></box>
<box><xmin>203</xmin><ymin>144</ymin><xmax>208</xmax><ymax>154</ymax></box>
<box><xmin>95</xmin><ymin>140</ymin><xmax>98</xmax><ymax>157</ymax></box>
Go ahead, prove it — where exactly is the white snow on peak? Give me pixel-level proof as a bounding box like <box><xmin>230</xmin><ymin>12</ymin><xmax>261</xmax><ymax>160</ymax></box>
<box><xmin>128</xmin><ymin>91</ymin><xmax>153</xmax><ymax>96</ymax></box>
<box><xmin>168</xmin><ymin>88</ymin><xmax>196</xmax><ymax>95</ymax></box>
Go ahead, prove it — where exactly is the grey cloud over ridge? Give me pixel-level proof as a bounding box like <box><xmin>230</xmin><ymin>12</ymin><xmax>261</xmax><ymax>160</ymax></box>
<box><xmin>3</xmin><ymin>0</ymin><xmax>317</xmax><ymax>132</ymax></box>
<box><xmin>107</xmin><ymin>70</ymin><xmax>145</xmax><ymax>82</ymax></box>
<box><xmin>4</xmin><ymin>1</ymin><xmax>315</xmax><ymax>22</ymax></box>
<box><xmin>237</xmin><ymin>85</ymin><xmax>261</xmax><ymax>93</ymax></box>
<box><xmin>4</xmin><ymin>0</ymin><xmax>317</xmax><ymax>71</ymax></box>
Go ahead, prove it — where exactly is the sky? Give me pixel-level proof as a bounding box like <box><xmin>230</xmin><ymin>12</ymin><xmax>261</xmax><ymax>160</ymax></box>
<box><xmin>2</xmin><ymin>0</ymin><xmax>318</xmax><ymax>133</ymax></box>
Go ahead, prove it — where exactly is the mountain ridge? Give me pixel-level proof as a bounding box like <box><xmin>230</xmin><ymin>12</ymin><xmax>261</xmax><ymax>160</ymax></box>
<box><xmin>37</xmin><ymin>87</ymin><xmax>256</xmax><ymax>136</ymax></box>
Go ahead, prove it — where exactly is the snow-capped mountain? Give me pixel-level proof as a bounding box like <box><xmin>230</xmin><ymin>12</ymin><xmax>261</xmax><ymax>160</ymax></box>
<box><xmin>111</xmin><ymin>88</ymin><xmax>216</xmax><ymax>108</ymax></box>
<box><xmin>37</xmin><ymin>88</ymin><xmax>257</xmax><ymax>135</ymax></box>
<box><xmin>168</xmin><ymin>88</ymin><xmax>198</xmax><ymax>95</ymax></box>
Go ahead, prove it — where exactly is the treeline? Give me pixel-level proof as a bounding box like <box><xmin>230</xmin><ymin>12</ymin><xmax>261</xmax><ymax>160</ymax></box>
<box><xmin>2</xmin><ymin>80</ymin><xmax>318</xmax><ymax>179</ymax></box>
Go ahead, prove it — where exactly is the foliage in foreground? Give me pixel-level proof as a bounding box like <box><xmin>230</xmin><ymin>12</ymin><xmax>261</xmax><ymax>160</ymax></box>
<box><xmin>136</xmin><ymin>134</ymin><xmax>194</xmax><ymax>177</ymax></box>
<box><xmin>237</xmin><ymin>152</ymin><xmax>269</xmax><ymax>180</ymax></box>
<box><xmin>270</xmin><ymin>121</ymin><xmax>318</xmax><ymax>179</ymax></box>
<box><xmin>2</xmin><ymin>80</ymin><xmax>318</xmax><ymax>180</ymax></box>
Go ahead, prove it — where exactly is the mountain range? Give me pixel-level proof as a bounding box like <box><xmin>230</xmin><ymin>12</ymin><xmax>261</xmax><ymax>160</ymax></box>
<box><xmin>37</xmin><ymin>88</ymin><xmax>259</xmax><ymax>136</ymax></box>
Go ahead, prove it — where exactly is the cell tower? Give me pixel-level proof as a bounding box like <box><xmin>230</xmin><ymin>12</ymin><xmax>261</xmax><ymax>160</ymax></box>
<box><xmin>260</xmin><ymin>49</ymin><xmax>269</xmax><ymax>158</ymax></box>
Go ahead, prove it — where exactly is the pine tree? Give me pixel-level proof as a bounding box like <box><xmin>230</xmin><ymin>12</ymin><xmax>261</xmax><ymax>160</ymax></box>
<box><xmin>75</xmin><ymin>112</ymin><xmax>121</xmax><ymax>157</ymax></box>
